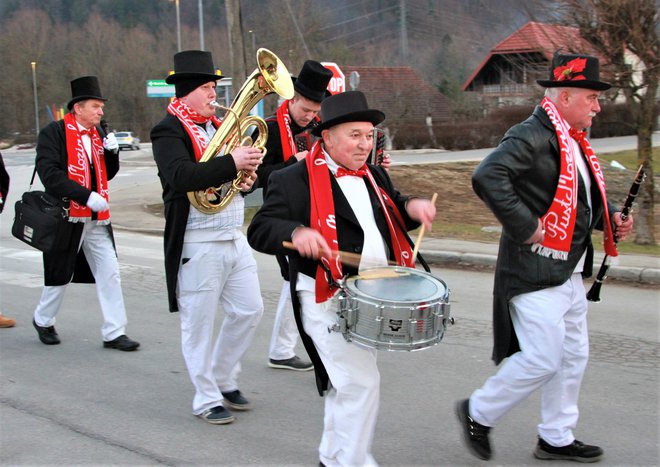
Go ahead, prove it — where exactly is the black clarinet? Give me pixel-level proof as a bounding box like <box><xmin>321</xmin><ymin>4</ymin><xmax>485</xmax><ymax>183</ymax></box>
<box><xmin>586</xmin><ymin>164</ymin><xmax>646</xmax><ymax>302</ymax></box>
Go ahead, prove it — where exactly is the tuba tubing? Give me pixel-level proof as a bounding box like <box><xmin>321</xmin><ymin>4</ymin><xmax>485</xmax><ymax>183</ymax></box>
<box><xmin>187</xmin><ymin>48</ymin><xmax>294</xmax><ymax>214</ymax></box>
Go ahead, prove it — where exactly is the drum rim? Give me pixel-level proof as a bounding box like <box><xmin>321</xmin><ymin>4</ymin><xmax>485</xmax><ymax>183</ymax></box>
<box><xmin>344</xmin><ymin>266</ymin><xmax>448</xmax><ymax>303</ymax></box>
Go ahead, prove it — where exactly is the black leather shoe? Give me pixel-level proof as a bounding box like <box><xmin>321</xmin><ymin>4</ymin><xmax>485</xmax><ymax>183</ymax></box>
<box><xmin>456</xmin><ymin>398</ymin><xmax>492</xmax><ymax>460</ymax></box>
<box><xmin>534</xmin><ymin>437</ymin><xmax>603</xmax><ymax>463</ymax></box>
<box><xmin>196</xmin><ymin>405</ymin><xmax>234</xmax><ymax>425</ymax></box>
<box><xmin>221</xmin><ymin>390</ymin><xmax>251</xmax><ymax>411</ymax></box>
<box><xmin>103</xmin><ymin>335</ymin><xmax>140</xmax><ymax>351</ymax></box>
<box><xmin>33</xmin><ymin>319</ymin><xmax>60</xmax><ymax>345</ymax></box>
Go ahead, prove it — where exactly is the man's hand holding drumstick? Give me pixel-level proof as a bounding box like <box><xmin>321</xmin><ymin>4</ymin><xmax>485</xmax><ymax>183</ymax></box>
<box><xmin>409</xmin><ymin>193</ymin><xmax>438</xmax><ymax>262</ymax></box>
<box><xmin>284</xmin><ymin>192</ymin><xmax>437</xmax><ymax>266</ymax></box>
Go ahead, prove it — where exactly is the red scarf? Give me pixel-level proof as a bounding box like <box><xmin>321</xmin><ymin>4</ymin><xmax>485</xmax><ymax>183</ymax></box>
<box><xmin>306</xmin><ymin>142</ymin><xmax>414</xmax><ymax>302</ymax></box>
<box><xmin>168</xmin><ymin>98</ymin><xmax>222</xmax><ymax>161</ymax></box>
<box><xmin>536</xmin><ymin>97</ymin><xmax>617</xmax><ymax>259</ymax></box>
<box><xmin>276</xmin><ymin>100</ymin><xmax>320</xmax><ymax>161</ymax></box>
<box><xmin>64</xmin><ymin>113</ymin><xmax>109</xmax><ymax>222</ymax></box>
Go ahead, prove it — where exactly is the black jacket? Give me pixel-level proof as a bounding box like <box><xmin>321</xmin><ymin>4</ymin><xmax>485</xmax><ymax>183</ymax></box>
<box><xmin>36</xmin><ymin>119</ymin><xmax>119</xmax><ymax>285</ymax></box>
<box><xmin>257</xmin><ymin>114</ymin><xmax>319</xmax><ymax>279</ymax></box>
<box><xmin>151</xmin><ymin>113</ymin><xmax>239</xmax><ymax>312</ymax></box>
<box><xmin>472</xmin><ymin>106</ymin><xmax>616</xmax><ymax>364</ymax></box>
<box><xmin>248</xmin><ymin>160</ymin><xmax>418</xmax><ymax>394</ymax></box>
<box><xmin>256</xmin><ymin>116</ymin><xmax>318</xmax><ymax>198</ymax></box>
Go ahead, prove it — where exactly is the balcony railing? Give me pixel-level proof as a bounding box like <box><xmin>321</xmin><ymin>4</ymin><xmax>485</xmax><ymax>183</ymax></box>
<box><xmin>481</xmin><ymin>83</ymin><xmax>537</xmax><ymax>94</ymax></box>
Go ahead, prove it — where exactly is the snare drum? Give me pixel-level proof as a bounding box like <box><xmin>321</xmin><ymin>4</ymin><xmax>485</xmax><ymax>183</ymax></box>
<box><xmin>332</xmin><ymin>266</ymin><xmax>451</xmax><ymax>351</ymax></box>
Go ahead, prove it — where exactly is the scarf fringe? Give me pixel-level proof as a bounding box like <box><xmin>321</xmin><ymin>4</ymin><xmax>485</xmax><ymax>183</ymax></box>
<box><xmin>68</xmin><ymin>217</ymin><xmax>110</xmax><ymax>225</ymax></box>
<box><xmin>531</xmin><ymin>243</ymin><xmax>569</xmax><ymax>261</ymax></box>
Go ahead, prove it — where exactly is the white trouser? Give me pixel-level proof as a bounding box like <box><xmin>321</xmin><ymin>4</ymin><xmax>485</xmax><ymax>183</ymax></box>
<box><xmin>298</xmin><ymin>290</ymin><xmax>380</xmax><ymax>467</ymax></box>
<box><xmin>178</xmin><ymin>236</ymin><xmax>264</xmax><ymax>415</ymax></box>
<box><xmin>470</xmin><ymin>273</ymin><xmax>589</xmax><ymax>447</ymax></box>
<box><xmin>268</xmin><ymin>280</ymin><xmax>300</xmax><ymax>360</ymax></box>
<box><xmin>33</xmin><ymin>221</ymin><xmax>128</xmax><ymax>341</ymax></box>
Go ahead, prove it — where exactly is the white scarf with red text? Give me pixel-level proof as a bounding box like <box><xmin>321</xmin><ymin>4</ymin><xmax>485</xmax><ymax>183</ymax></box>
<box><xmin>64</xmin><ymin>112</ymin><xmax>109</xmax><ymax>223</ymax></box>
<box><xmin>167</xmin><ymin>98</ymin><xmax>221</xmax><ymax>161</ymax></box>
<box><xmin>535</xmin><ymin>97</ymin><xmax>617</xmax><ymax>260</ymax></box>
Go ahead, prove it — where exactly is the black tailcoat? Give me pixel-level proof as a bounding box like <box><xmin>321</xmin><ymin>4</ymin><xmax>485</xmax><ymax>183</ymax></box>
<box><xmin>151</xmin><ymin>113</ymin><xmax>240</xmax><ymax>312</ymax></box>
<box><xmin>472</xmin><ymin>106</ymin><xmax>617</xmax><ymax>364</ymax></box>
<box><xmin>248</xmin><ymin>160</ymin><xmax>419</xmax><ymax>394</ymax></box>
<box><xmin>35</xmin><ymin>119</ymin><xmax>119</xmax><ymax>285</ymax></box>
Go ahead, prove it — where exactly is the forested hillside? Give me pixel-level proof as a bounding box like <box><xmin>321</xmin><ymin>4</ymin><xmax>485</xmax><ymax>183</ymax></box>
<box><xmin>0</xmin><ymin>0</ymin><xmax>540</xmax><ymax>141</ymax></box>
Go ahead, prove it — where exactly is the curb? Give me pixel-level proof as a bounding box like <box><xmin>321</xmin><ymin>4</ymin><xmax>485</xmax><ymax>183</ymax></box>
<box><xmin>112</xmin><ymin>224</ymin><xmax>660</xmax><ymax>286</ymax></box>
<box><xmin>422</xmin><ymin>250</ymin><xmax>660</xmax><ymax>285</ymax></box>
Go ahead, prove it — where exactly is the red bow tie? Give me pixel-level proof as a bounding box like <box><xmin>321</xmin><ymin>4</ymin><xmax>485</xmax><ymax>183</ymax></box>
<box><xmin>336</xmin><ymin>166</ymin><xmax>367</xmax><ymax>178</ymax></box>
<box><xmin>569</xmin><ymin>128</ymin><xmax>587</xmax><ymax>142</ymax></box>
<box><xmin>80</xmin><ymin>128</ymin><xmax>93</xmax><ymax>136</ymax></box>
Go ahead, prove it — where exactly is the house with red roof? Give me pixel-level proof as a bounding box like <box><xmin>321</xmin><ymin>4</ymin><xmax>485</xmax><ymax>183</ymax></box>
<box><xmin>462</xmin><ymin>22</ymin><xmax>599</xmax><ymax>107</ymax></box>
<box><xmin>340</xmin><ymin>65</ymin><xmax>449</xmax><ymax>148</ymax></box>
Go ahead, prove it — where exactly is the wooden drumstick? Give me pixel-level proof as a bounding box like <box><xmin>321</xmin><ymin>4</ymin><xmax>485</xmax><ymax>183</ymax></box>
<box><xmin>411</xmin><ymin>192</ymin><xmax>438</xmax><ymax>263</ymax></box>
<box><xmin>282</xmin><ymin>241</ymin><xmax>395</xmax><ymax>268</ymax></box>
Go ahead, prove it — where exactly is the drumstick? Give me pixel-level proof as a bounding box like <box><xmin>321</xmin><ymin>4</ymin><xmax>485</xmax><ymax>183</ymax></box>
<box><xmin>411</xmin><ymin>192</ymin><xmax>438</xmax><ymax>263</ymax></box>
<box><xmin>282</xmin><ymin>241</ymin><xmax>395</xmax><ymax>268</ymax></box>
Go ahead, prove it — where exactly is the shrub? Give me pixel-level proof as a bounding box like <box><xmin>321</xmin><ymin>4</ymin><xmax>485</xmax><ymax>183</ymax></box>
<box><xmin>387</xmin><ymin>102</ymin><xmax>641</xmax><ymax>150</ymax></box>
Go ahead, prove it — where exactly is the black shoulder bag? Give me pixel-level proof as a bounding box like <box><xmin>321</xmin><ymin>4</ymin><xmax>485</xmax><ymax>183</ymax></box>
<box><xmin>12</xmin><ymin>167</ymin><xmax>73</xmax><ymax>253</ymax></box>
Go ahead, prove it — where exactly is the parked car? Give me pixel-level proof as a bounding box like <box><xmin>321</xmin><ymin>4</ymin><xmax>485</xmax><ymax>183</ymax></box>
<box><xmin>115</xmin><ymin>131</ymin><xmax>140</xmax><ymax>150</ymax></box>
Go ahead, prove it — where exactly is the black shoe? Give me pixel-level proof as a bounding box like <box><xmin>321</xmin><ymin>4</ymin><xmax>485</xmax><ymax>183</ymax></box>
<box><xmin>196</xmin><ymin>405</ymin><xmax>235</xmax><ymax>425</ymax></box>
<box><xmin>33</xmin><ymin>319</ymin><xmax>60</xmax><ymax>345</ymax></box>
<box><xmin>268</xmin><ymin>355</ymin><xmax>314</xmax><ymax>371</ymax></box>
<box><xmin>534</xmin><ymin>437</ymin><xmax>603</xmax><ymax>463</ymax></box>
<box><xmin>455</xmin><ymin>398</ymin><xmax>492</xmax><ymax>460</ymax></box>
<box><xmin>221</xmin><ymin>390</ymin><xmax>251</xmax><ymax>411</ymax></box>
<box><xmin>103</xmin><ymin>335</ymin><xmax>140</xmax><ymax>351</ymax></box>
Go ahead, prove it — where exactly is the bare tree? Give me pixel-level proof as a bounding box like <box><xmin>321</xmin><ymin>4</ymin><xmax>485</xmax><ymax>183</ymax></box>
<box><xmin>551</xmin><ymin>0</ymin><xmax>658</xmax><ymax>245</ymax></box>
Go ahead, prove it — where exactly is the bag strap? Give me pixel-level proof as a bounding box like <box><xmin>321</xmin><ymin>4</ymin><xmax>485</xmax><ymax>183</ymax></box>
<box><xmin>29</xmin><ymin>166</ymin><xmax>37</xmax><ymax>191</ymax></box>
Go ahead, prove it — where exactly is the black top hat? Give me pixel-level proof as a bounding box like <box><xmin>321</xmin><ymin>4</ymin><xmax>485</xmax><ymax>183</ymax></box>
<box><xmin>67</xmin><ymin>76</ymin><xmax>107</xmax><ymax>110</ymax></box>
<box><xmin>312</xmin><ymin>91</ymin><xmax>385</xmax><ymax>137</ymax></box>
<box><xmin>537</xmin><ymin>52</ymin><xmax>611</xmax><ymax>90</ymax></box>
<box><xmin>165</xmin><ymin>50</ymin><xmax>223</xmax><ymax>84</ymax></box>
<box><xmin>293</xmin><ymin>60</ymin><xmax>333</xmax><ymax>103</ymax></box>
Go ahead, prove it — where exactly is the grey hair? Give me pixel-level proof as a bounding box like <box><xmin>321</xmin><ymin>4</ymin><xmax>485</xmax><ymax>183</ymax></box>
<box><xmin>544</xmin><ymin>87</ymin><xmax>562</xmax><ymax>101</ymax></box>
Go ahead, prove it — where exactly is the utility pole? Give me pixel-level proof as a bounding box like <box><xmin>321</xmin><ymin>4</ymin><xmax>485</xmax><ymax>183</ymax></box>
<box><xmin>175</xmin><ymin>0</ymin><xmax>181</xmax><ymax>52</ymax></box>
<box><xmin>400</xmin><ymin>0</ymin><xmax>408</xmax><ymax>64</ymax></box>
<box><xmin>31</xmin><ymin>61</ymin><xmax>39</xmax><ymax>135</ymax></box>
<box><xmin>225</xmin><ymin>0</ymin><xmax>247</xmax><ymax>83</ymax></box>
<box><xmin>198</xmin><ymin>0</ymin><xmax>205</xmax><ymax>50</ymax></box>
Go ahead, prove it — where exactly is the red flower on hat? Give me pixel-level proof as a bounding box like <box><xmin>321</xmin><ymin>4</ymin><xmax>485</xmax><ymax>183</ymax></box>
<box><xmin>553</xmin><ymin>57</ymin><xmax>587</xmax><ymax>81</ymax></box>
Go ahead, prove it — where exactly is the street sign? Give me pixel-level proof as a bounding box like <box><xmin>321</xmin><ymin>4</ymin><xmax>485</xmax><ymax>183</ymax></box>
<box><xmin>146</xmin><ymin>79</ymin><xmax>175</xmax><ymax>98</ymax></box>
<box><xmin>349</xmin><ymin>71</ymin><xmax>360</xmax><ymax>90</ymax></box>
<box><xmin>321</xmin><ymin>62</ymin><xmax>345</xmax><ymax>95</ymax></box>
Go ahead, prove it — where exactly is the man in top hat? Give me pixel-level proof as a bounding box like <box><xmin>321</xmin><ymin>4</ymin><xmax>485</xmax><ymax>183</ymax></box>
<box><xmin>456</xmin><ymin>53</ymin><xmax>634</xmax><ymax>463</ymax></box>
<box><xmin>151</xmin><ymin>50</ymin><xmax>264</xmax><ymax>425</ymax></box>
<box><xmin>248</xmin><ymin>90</ymin><xmax>436</xmax><ymax>466</ymax></box>
<box><xmin>32</xmin><ymin>76</ymin><xmax>140</xmax><ymax>351</ymax></box>
<box><xmin>257</xmin><ymin>60</ymin><xmax>333</xmax><ymax>373</ymax></box>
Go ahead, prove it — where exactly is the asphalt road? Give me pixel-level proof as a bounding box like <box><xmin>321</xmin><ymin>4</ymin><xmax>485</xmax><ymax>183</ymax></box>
<box><xmin>0</xmin><ymin>136</ymin><xmax>658</xmax><ymax>466</ymax></box>
<box><xmin>1</xmin><ymin>228</ymin><xmax>658</xmax><ymax>466</ymax></box>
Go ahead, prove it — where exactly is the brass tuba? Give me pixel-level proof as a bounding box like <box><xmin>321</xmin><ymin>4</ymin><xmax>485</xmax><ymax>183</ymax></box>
<box><xmin>187</xmin><ymin>48</ymin><xmax>294</xmax><ymax>214</ymax></box>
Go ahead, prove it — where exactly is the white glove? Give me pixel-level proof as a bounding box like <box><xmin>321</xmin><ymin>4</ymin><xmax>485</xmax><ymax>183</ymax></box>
<box><xmin>103</xmin><ymin>132</ymin><xmax>119</xmax><ymax>153</ymax></box>
<box><xmin>86</xmin><ymin>192</ymin><xmax>109</xmax><ymax>212</ymax></box>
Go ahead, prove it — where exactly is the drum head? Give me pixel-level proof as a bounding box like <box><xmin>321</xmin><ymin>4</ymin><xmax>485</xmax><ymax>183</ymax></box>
<box><xmin>347</xmin><ymin>267</ymin><xmax>447</xmax><ymax>303</ymax></box>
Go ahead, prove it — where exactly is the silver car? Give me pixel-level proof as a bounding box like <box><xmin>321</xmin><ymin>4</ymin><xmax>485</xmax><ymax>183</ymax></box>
<box><xmin>115</xmin><ymin>131</ymin><xmax>141</xmax><ymax>151</ymax></box>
